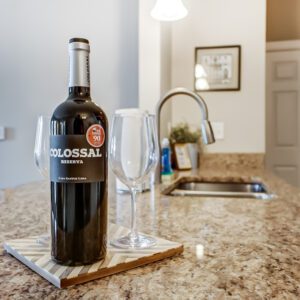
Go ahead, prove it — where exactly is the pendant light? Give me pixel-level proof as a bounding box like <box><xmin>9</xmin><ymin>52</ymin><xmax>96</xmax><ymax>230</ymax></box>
<box><xmin>151</xmin><ymin>0</ymin><xmax>188</xmax><ymax>21</ymax></box>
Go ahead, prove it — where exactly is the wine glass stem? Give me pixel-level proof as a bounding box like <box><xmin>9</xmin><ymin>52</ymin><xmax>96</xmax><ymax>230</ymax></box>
<box><xmin>129</xmin><ymin>187</ymin><xmax>138</xmax><ymax>242</ymax></box>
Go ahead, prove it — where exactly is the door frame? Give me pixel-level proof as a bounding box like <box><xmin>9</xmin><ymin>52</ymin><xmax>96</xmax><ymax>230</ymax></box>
<box><xmin>266</xmin><ymin>39</ymin><xmax>300</xmax><ymax>186</ymax></box>
<box><xmin>266</xmin><ymin>40</ymin><xmax>300</xmax><ymax>52</ymax></box>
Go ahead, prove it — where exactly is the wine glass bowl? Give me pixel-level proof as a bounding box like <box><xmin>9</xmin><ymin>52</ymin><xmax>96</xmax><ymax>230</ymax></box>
<box><xmin>109</xmin><ymin>110</ymin><xmax>159</xmax><ymax>249</ymax></box>
<box><xmin>34</xmin><ymin>115</ymin><xmax>51</xmax><ymax>178</ymax></box>
<box><xmin>34</xmin><ymin>115</ymin><xmax>51</xmax><ymax>244</ymax></box>
<box><xmin>109</xmin><ymin>113</ymin><xmax>157</xmax><ymax>187</ymax></box>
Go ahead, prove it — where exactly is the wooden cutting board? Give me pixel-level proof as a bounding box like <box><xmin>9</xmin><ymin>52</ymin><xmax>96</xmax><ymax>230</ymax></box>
<box><xmin>3</xmin><ymin>223</ymin><xmax>183</xmax><ymax>288</ymax></box>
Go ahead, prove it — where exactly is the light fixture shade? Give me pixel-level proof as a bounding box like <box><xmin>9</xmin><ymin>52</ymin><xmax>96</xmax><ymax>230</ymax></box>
<box><xmin>151</xmin><ymin>0</ymin><xmax>188</xmax><ymax>21</ymax></box>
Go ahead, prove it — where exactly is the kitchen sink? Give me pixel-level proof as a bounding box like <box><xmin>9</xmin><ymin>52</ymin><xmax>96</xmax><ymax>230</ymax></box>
<box><xmin>167</xmin><ymin>181</ymin><xmax>275</xmax><ymax>200</ymax></box>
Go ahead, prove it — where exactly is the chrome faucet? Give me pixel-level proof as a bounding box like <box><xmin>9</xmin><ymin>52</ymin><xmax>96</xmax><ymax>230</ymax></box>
<box><xmin>155</xmin><ymin>87</ymin><xmax>215</xmax><ymax>182</ymax></box>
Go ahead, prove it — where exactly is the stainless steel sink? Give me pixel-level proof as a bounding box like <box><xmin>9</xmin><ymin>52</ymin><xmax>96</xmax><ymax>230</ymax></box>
<box><xmin>168</xmin><ymin>181</ymin><xmax>275</xmax><ymax>200</ymax></box>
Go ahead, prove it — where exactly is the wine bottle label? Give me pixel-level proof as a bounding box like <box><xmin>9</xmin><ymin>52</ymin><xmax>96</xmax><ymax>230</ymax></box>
<box><xmin>50</xmin><ymin>129</ymin><xmax>105</xmax><ymax>183</ymax></box>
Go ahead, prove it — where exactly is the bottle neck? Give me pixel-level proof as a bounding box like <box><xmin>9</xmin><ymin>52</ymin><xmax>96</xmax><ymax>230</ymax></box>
<box><xmin>68</xmin><ymin>87</ymin><xmax>90</xmax><ymax>98</ymax></box>
<box><xmin>68</xmin><ymin>41</ymin><xmax>91</xmax><ymax>98</ymax></box>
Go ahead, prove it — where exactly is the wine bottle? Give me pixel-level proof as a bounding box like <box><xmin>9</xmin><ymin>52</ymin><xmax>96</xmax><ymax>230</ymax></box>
<box><xmin>50</xmin><ymin>38</ymin><xmax>107</xmax><ymax>265</ymax></box>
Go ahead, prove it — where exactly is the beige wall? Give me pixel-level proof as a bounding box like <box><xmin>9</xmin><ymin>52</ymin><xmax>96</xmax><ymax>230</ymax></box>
<box><xmin>171</xmin><ymin>0</ymin><xmax>266</xmax><ymax>153</ymax></box>
<box><xmin>267</xmin><ymin>0</ymin><xmax>300</xmax><ymax>41</ymax></box>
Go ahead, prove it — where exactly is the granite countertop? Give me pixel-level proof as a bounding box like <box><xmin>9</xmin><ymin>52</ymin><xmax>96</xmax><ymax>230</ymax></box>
<box><xmin>0</xmin><ymin>155</ymin><xmax>300</xmax><ymax>299</ymax></box>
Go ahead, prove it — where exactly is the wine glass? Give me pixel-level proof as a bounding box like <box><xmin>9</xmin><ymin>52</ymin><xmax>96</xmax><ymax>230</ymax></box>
<box><xmin>34</xmin><ymin>115</ymin><xmax>50</xmax><ymax>178</ymax></box>
<box><xmin>109</xmin><ymin>110</ymin><xmax>159</xmax><ymax>249</ymax></box>
<box><xmin>34</xmin><ymin>115</ymin><xmax>51</xmax><ymax>244</ymax></box>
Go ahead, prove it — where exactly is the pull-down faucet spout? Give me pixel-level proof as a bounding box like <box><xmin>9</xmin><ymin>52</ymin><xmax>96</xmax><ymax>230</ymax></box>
<box><xmin>155</xmin><ymin>87</ymin><xmax>215</xmax><ymax>182</ymax></box>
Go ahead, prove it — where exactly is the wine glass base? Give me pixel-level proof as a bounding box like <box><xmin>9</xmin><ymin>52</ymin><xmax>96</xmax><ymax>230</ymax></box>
<box><xmin>110</xmin><ymin>234</ymin><xmax>156</xmax><ymax>249</ymax></box>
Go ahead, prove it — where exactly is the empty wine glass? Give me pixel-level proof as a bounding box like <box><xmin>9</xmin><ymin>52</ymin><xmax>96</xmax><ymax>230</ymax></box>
<box><xmin>34</xmin><ymin>115</ymin><xmax>51</xmax><ymax>244</ymax></box>
<box><xmin>109</xmin><ymin>110</ymin><xmax>159</xmax><ymax>249</ymax></box>
<box><xmin>34</xmin><ymin>115</ymin><xmax>50</xmax><ymax>178</ymax></box>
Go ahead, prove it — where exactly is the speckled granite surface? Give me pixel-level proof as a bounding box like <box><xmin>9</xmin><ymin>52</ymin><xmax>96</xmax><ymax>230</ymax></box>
<box><xmin>200</xmin><ymin>153</ymin><xmax>265</xmax><ymax>170</ymax></box>
<box><xmin>1</xmin><ymin>161</ymin><xmax>300</xmax><ymax>299</ymax></box>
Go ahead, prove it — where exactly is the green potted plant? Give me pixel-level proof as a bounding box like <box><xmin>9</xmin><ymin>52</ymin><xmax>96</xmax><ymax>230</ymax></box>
<box><xmin>169</xmin><ymin>123</ymin><xmax>203</xmax><ymax>169</ymax></box>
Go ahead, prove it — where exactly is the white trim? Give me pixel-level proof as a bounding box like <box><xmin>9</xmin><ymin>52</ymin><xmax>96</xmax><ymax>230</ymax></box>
<box><xmin>266</xmin><ymin>40</ymin><xmax>300</xmax><ymax>52</ymax></box>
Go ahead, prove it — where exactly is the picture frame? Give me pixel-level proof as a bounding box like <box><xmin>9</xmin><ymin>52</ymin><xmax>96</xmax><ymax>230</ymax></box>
<box><xmin>173</xmin><ymin>144</ymin><xmax>192</xmax><ymax>170</ymax></box>
<box><xmin>194</xmin><ymin>45</ymin><xmax>241</xmax><ymax>92</ymax></box>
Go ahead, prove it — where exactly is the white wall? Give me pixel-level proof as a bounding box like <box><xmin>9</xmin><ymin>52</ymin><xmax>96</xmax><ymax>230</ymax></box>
<box><xmin>0</xmin><ymin>0</ymin><xmax>138</xmax><ymax>188</ymax></box>
<box><xmin>139</xmin><ymin>0</ymin><xmax>161</xmax><ymax>113</ymax></box>
<box><xmin>138</xmin><ymin>1</ymin><xmax>172</xmax><ymax>140</ymax></box>
<box><xmin>171</xmin><ymin>0</ymin><xmax>266</xmax><ymax>153</ymax></box>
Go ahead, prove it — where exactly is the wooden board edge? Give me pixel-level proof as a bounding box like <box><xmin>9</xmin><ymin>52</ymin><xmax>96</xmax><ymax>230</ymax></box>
<box><xmin>60</xmin><ymin>244</ymin><xmax>184</xmax><ymax>288</ymax></box>
<box><xmin>3</xmin><ymin>243</ymin><xmax>61</xmax><ymax>288</ymax></box>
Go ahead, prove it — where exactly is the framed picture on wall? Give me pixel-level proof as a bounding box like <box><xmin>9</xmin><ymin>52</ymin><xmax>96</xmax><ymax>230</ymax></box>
<box><xmin>194</xmin><ymin>45</ymin><xmax>241</xmax><ymax>91</ymax></box>
<box><xmin>174</xmin><ymin>144</ymin><xmax>192</xmax><ymax>170</ymax></box>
